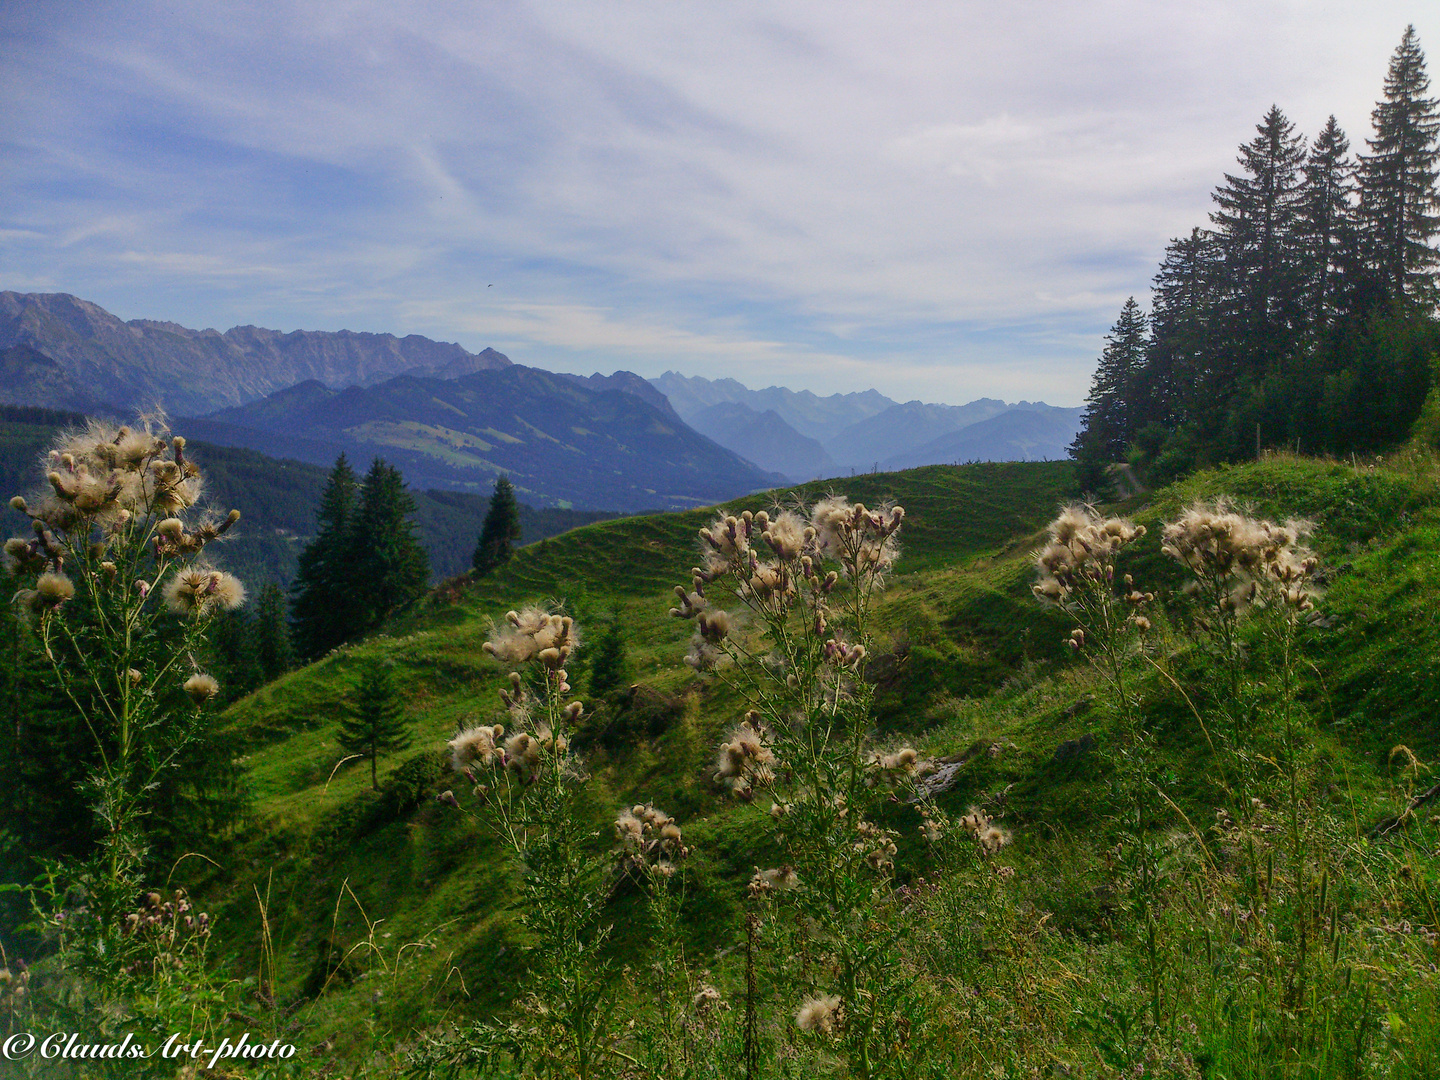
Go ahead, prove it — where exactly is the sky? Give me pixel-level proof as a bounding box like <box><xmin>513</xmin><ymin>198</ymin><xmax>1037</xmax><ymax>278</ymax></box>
<box><xmin>2</xmin><ymin>2</ymin><xmax>1437</xmax><ymax>407</ymax></box>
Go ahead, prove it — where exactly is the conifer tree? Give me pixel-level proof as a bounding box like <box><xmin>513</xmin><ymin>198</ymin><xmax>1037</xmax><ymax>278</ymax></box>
<box><xmin>1209</xmin><ymin>105</ymin><xmax>1309</xmax><ymax>382</ymax></box>
<box><xmin>338</xmin><ymin>660</ymin><xmax>412</xmax><ymax>789</ymax></box>
<box><xmin>1358</xmin><ymin>25</ymin><xmax>1440</xmax><ymax>304</ymax></box>
<box><xmin>254</xmin><ymin>582</ymin><xmax>295</xmax><ymax>682</ymax></box>
<box><xmin>1137</xmin><ymin>226</ymin><xmax>1221</xmax><ymax>433</ymax></box>
<box><xmin>472</xmin><ymin>474</ymin><xmax>523</xmax><ymax>576</ymax></box>
<box><xmin>1301</xmin><ymin>115</ymin><xmax>1361</xmax><ymax>329</ymax></box>
<box><xmin>587</xmin><ymin>610</ymin><xmax>630</xmax><ymax>700</ymax></box>
<box><xmin>345</xmin><ymin>459</ymin><xmax>430</xmax><ymax>634</ymax></box>
<box><xmin>290</xmin><ymin>455</ymin><xmax>358</xmax><ymax>660</ymax></box>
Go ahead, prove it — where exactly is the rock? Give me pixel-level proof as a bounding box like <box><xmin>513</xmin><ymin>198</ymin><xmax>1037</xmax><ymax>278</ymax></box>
<box><xmin>1052</xmin><ymin>732</ymin><xmax>1098</xmax><ymax>763</ymax></box>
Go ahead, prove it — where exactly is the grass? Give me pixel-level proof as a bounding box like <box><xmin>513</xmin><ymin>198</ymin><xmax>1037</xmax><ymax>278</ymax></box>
<box><xmin>174</xmin><ymin>454</ymin><xmax>1440</xmax><ymax>1075</ymax></box>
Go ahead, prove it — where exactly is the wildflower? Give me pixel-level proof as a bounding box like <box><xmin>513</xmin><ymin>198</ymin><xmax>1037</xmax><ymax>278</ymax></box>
<box><xmin>449</xmin><ymin>725</ymin><xmax>505</xmax><ymax>772</ymax></box>
<box><xmin>872</xmin><ymin>746</ymin><xmax>920</xmax><ymax>781</ymax></box>
<box><xmin>697</xmin><ymin>608</ymin><xmax>733</xmax><ymax>643</ymax></box>
<box><xmin>809</xmin><ymin>497</ymin><xmax>902</xmax><ymax>574</ymax></box>
<box><xmin>34</xmin><ymin>571</ymin><xmax>75</xmax><ymax>608</ymax></box>
<box><xmin>751</xmin><ymin>866</ymin><xmax>800</xmax><ymax>892</ymax></box>
<box><xmin>614</xmin><ymin>803</ymin><xmax>687</xmax><ymax>871</ymax></box>
<box><xmin>979</xmin><ymin>826</ymin><xmax>1010</xmax><ymax>855</ymax></box>
<box><xmin>504</xmin><ymin>731</ymin><xmax>544</xmax><ymax>779</ymax></box>
<box><xmin>823</xmin><ymin>637</ymin><xmax>867</xmax><ymax>668</ymax></box>
<box><xmin>692</xmin><ymin>984</ymin><xmax>723</xmax><ymax>1011</ymax></box>
<box><xmin>713</xmin><ymin>719</ymin><xmax>773</xmax><ymax>791</ymax></box>
<box><xmin>795</xmin><ymin>994</ymin><xmax>842</xmax><ymax>1034</ymax></box>
<box><xmin>686</xmin><ymin>636</ymin><xmax>723</xmax><ymax>671</ymax></box>
<box><xmin>762</xmin><ymin>510</ymin><xmax>810</xmax><ymax>561</ymax></box>
<box><xmin>484</xmin><ymin>608</ymin><xmax>578</xmax><ymax>665</ymax></box>
<box><xmin>163</xmin><ymin>566</ymin><xmax>245</xmax><ymax>616</ymax></box>
<box><xmin>183</xmin><ymin>673</ymin><xmax>219</xmax><ymax>705</ymax></box>
<box><xmin>698</xmin><ymin>513</ymin><xmax>750</xmax><ymax>562</ymax></box>
<box><xmin>1033</xmin><ymin>505</ymin><xmax>1145</xmax><ymax>602</ymax></box>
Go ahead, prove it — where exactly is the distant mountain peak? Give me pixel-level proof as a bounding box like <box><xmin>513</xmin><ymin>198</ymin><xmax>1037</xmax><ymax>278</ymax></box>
<box><xmin>0</xmin><ymin>291</ymin><xmax>512</xmax><ymax>417</ymax></box>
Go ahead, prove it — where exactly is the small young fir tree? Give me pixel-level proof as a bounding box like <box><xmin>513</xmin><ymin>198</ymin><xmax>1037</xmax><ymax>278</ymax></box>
<box><xmin>338</xmin><ymin>659</ymin><xmax>412</xmax><ymax>790</ymax></box>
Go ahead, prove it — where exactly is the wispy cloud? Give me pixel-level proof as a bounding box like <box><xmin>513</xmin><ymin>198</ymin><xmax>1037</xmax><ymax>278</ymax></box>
<box><xmin>2</xmin><ymin>1</ymin><xmax>1434</xmax><ymax>404</ymax></box>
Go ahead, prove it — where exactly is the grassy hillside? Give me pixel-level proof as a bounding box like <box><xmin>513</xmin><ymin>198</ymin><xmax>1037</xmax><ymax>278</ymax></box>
<box><xmin>107</xmin><ymin>455</ymin><xmax>1440</xmax><ymax>1072</ymax></box>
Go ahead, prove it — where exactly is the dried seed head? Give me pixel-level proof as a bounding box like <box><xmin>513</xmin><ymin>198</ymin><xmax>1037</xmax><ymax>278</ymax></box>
<box><xmin>183</xmin><ymin>673</ymin><xmax>220</xmax><ymax>705</ymax></box>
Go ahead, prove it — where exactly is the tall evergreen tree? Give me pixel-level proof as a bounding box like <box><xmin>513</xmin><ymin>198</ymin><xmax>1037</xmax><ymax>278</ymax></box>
<box><xmin>1209</xmin><ymin>105</ymin><xmax>1309</xmax><ymax>385</ymax></box>
<box><xmin>290</xmin><ymin>455</ymin><xmax>358</xmax><ymax>660</ymax></box>
<box><xmin>346</xmin><ymin>459</ymin><xmax>430</xmax><ymax>634</ymax></box>
<box><xmin>338</xmin><ymin>660</ymin><xmax>412</xmax><ymax>790</ymax></box>
<box><xmin>254</xmin><ymin>582</ymin><xmax>295</xmax><ymax>682</ymax></box>
<box><xmin>1070</xmin><ymin>298</ymin><xmax>1149</xmax><ymax>491</ymax></box>
<box><xmin>472</xmin><ymin>474</ymin><xmax>523</xmax><ymax>576</ymax></box>
<box><xmin>1142</xmin><ymin>227</ymin><xmax>1223</xmax><ymax>431</ymax></box>
<box><xmin>1358</xmin><ymin>26</ymin><xmax>1440</xmax><ymax>304</ymax></box>
<box><xmin>1300</xmin><ymin>116</ymin><xmax>1361</xmax><ymax>330</ymax></box>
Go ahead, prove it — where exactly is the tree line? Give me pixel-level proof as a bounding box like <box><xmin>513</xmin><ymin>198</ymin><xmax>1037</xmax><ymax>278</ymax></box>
<box><xmin>1072</xmin><ymin>26</ymin><xmax>1440</xmax><ymax>489</ymax></box>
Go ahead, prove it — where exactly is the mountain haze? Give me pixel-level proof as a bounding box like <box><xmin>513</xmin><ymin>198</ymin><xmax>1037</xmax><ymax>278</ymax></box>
<box><xmin>686</xmin><ymin>401</ymin><xmax>837</xmax><ymax>482</ymax></box>
<box><xmin>650</xmin><ymin>370</ymin><xmax>896</xmax><ymax>443</ymax></box>
<box><xmin>824</xmin><ymin>399</ymin><xmax>1013</xmax><ymax>468</ymax></box>
<box><xmin>880</xmin><ymin>405</ymin><xmax>1086</xmax><ymax>469</ymax></box>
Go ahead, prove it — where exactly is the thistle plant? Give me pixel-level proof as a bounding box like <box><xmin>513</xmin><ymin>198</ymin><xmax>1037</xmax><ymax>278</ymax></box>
<box><xmin>1162</xmin><ymin>501</ymin><xmax>1327</xmax><ymax>1027</ymax></box>
<box><xmin>438</xmin><ymin>607</ymin><xmax>624</xmax><ymax>1079</ymax></box>
<box><xmin>5</xmin><ymin>417</ymin><xmax>244</xmax><ymax>892</ymax></box>
<box><xmin>1032</xmin><ymin>504</ymin><xmax>1162</xmax><ymax>1021</ymax></box>
<box><xmin>1160</xmin><ymin>500</ymin><xmax>1317</xmax><ymax>782</ymax></box>
<box><xmin>671</xmin><ymin>497</ymin><xmax>934</xmax><ymax>1080</ymax></box>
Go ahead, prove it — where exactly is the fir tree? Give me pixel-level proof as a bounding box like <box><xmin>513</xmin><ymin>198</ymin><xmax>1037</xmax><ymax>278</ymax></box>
<box><xmin>1142</xmin><ymin>226</ymin><xmax>1222</xmax><ymax>432</ymax></box>
<box><xmin>254</xmin><ymin>582</ymin><xmax>295</xmax><ymax>682</ymax></box>
<box><xmin>1209</xmin><ymin>105</ymin><xmax>1309</xmax><ymax>384</ymax></box>
<box><xmin>472</xmin><ymin>474</ymin><xmax>523</xmax><ymax>576</ymax></box>
<box><xmin>345</xmin><ymin>459</ymin><xmax>430</xmax><ymax>634</ymax></box>
<box><xmin>1300</xmin><ymin>116</ymin><xmax>1360</xmax><ymax>329</ymax></box>
<box><xmin>290</xmin><ymin>455</ymin><xmax>358</xmax><ymax>660</ymax></box>
<box><xmin>338</xmin><ymin>660</ymin><xmax>412</xmax><ymax>790</ymax></box>
<box><xmin>587</xmin><ymin>611</ymin><xmax>631</xmax><ymax>700</ymax></box>
<box><xmin>1358</xmin><ymin>25</ymin><xmax>1440</xmax><ymax>303</ymax></box>
<box><xmin>1072</xmin><ymin>297</ymin><xmax>1149</xmax><ymax>479</ymax></box>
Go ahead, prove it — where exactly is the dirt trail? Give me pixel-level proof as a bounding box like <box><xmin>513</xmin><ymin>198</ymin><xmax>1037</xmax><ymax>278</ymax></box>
<box><xmin>1106</xmin><ymin>462</ymin><xmax>1147</xmax><ymax>499</ymax></box>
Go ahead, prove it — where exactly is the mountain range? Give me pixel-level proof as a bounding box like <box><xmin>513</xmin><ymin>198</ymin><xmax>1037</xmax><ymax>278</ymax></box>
<box><xmin>646</xmin><ymin>373</ymin><xmax>1084</xmax><ymax>480</ymax></box>
<box><xmin>1</xmin><ymin>291</ymin><xmax>1084</xmax><ymax>506</ymax></box>
<box><xmin>0</xmin><ymin>291</ymin><xmax>511</xmax><ymax>417</ymax></box>
<box><xmin>194</xmin><ymin>365</ymin><xmax>783</xmax><ymax>512</ymax></box>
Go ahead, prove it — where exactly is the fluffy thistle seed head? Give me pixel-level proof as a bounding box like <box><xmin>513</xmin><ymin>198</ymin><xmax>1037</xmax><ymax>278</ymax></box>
<box><xmin>449</xmin><ymin>726</ymin><xmax>504</xmax><ymax>772</ymax></box>
<box><xmin>35</xmin><ymin>572</ymin><xmax>75</xmax><ymax>607</ymax></box>
<box><xmin>183</xmin><ymin>673</ymin><xmax>219</xmax><ymax>705</ymax></box>
<box><xmin>795</xmin><ymin>994</ymin><xmax>842</xmax><ymax>1034</ymax></box>
<box><xmin>163</xmin><ymin>567</ymin><xmax>245</xmax><ymax>616</ymax></box>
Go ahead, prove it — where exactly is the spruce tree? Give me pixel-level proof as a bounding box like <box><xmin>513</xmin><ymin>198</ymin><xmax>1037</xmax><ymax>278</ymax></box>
<box><xmin>338</xmin><ymin>660</ymin><xmax>412</xmax><ymax>789</ymax></box>
<box><xmin>290</xmin><ymin>454</ymin><xmax>358</xmax><ymax>660</ymax></box>
<box><xmin>473</xmin><ymin>474</ymin><xmax>523</xmax><ymax>576</ymax></box>
<box><xmin>587</xmin><ymin>611</ymin><xmax>630</xmax><ymax>700</ymax></box>
<box><xmin>254</xmin><ymin>582</ymin><xmax>295</xmax><ymax>682</ymax></box>
<box><xmin>1073</xmin><ymin>298</ymin><xmax>1149</xmax><ymax>463</ymax></box>
<box><xmin>1357</xmin><ymin>25</ymin><xmax>1440</xmax><ymax>304</ymax></box>
<box><xmin>1141</xmin><ymin>226</ymin><xmax>1222</xmax><ymax>432</ymax></box>
<box><xmin>346</xmin><ymin>459</ymin><xmax>430</xmax><ymax>634</ymax></box>
<box><xmin>1301</xmin><ymin>115</ymin><xmax>1360</xmax><ymax>329</ymax></box>
<box><xmin>1209</xmin><ymin>105</ymin><xmax>1309</xmax><ymax>382</ymax></box>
